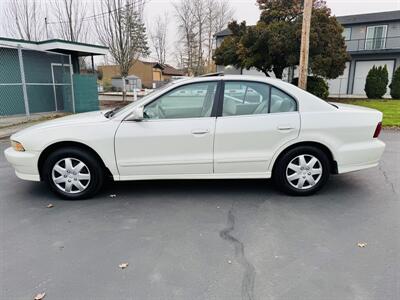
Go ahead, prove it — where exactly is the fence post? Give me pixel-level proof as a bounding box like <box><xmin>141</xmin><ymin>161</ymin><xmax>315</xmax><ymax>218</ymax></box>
<box><xmin>17</xmin><ymin>45</ymin><xmax>30</xmax><ymax>116</ymax></box>
<box><xmin>69</xmin><ymin>55</ymin><xmax>76</xmax><ymax>113</ymax></box>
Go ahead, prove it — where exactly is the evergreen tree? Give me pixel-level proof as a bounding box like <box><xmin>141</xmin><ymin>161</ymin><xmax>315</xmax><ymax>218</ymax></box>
<box><xmin>389</xmin><ymin>67</ymin><xmax>400</xmax><ymax>99</ymax></box>
<box><xmin>365</xmin><ymin>65</ymin><xmax>389</xmax><ymax>99</ymax></box>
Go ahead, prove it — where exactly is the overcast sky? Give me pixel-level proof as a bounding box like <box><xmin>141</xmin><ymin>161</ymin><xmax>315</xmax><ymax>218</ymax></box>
<box><xmin>144</xmin><ymin>0</ymin><xmax>399</xmax><ymax>28</ymax></box>
<box><xmin>144</xmin><ymin>0</ymin><xmax>398</xmax><ymax>64</ymax></box>
<box><xmin>0</xmin><ymin>0</ymin><xmax>398</xmax><ymax>66</ymax></box>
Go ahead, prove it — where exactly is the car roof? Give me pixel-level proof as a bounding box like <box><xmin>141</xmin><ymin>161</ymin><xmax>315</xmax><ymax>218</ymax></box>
<box><xmin>184</xmin><ymin>75</ymin><xmax>335</xmax><ymax>113</ymax></box>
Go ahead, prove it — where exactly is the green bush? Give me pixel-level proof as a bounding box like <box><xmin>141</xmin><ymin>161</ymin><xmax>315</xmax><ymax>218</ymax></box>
<box><xmin>292</xmin><ymin>76</ymin><xmax>329</xmax><ymax>99</ymax></box>
<box><xmin>103</xmin><ymin>81</ymin><xmax>112</xmax><ymax>92</ymax></box>
<box><xmin>389</xmin><ymin>67</ymin><xmax>400</xmax><ymax>99</ymax></box>
<box><xmin>364</xmin><ymin>65</ymin><xmax>389</xmax><ymax>99</ymax></box>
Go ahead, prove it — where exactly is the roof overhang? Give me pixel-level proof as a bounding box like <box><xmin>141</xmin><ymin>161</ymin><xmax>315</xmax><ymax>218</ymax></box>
<box><xmin>39</xmin><ymin>41</ymin><xmax>108</xmax><ymax>56</ymax></box>
<box><xmin>0</xmin><ymin>37</ymin><xmax>108</xmax><ymax>56</ymax></box>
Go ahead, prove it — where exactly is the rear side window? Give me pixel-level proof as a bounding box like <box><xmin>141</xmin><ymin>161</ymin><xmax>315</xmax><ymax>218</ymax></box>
<box><xmin>270</xmin><ymin>87</ymin><xmax>297</xmax><ymax>113</ymax></box>
<box><xmin>222</xmin><ymin>82</ymin><xmax>270</xmax><ymax>116</ymax></box>
<box><xmin>222</xmin><ymin>81</ymin><xmax>297</xmax><ymax>116</ymax></box>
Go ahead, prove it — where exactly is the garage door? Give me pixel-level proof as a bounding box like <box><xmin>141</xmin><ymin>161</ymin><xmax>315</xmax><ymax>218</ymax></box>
<box><xmin>328</xmin><ymin>61</ymin><xmax>350</xmax><ymax>96</ymax></box>
<box><xmin>353</xmin><ymin>60</ymin><xmax>395</xmax><ymax>96</ymax></box>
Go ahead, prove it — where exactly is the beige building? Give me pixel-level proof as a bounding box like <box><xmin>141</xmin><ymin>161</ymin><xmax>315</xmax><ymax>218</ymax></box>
<box><xmin>99</xmin><ymin>60</ymin><xmax>184</xmax><ymax>88</ymax></box>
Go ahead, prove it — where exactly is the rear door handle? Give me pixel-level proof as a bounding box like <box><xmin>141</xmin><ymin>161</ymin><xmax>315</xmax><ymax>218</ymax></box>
<box><xmin>277</xmin><ymin>126</ymin><xmax>295</xmax><ymax>131</ymax></box>
<box><xmin>191</xmin><ymin>129</ymin><xmax>209</xmax><ymax>135</ymax></box>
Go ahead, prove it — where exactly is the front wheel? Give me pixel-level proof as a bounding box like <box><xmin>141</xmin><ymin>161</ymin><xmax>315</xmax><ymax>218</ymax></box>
<box><xmin>43</xmin><ymin>147</ymin><xmax>104</xmax><ymax>200</ymax></box>
<box><xmin>273</xmin><ymin>146</ymin><xmax>330</xmax><ymax>196</ymax></box>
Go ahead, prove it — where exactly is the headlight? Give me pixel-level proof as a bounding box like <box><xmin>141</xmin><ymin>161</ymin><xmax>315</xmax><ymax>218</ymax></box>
<box><xmin>11</xmin><ymin>140</ymin><xmax>25</xmax><ymax>152</ymax></box>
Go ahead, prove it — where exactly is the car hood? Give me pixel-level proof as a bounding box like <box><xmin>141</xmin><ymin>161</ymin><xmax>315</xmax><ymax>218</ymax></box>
<box><xmin>12</xmin><ymin>111</ymin><xmax>109</xmax><ymax>139</ymax></box>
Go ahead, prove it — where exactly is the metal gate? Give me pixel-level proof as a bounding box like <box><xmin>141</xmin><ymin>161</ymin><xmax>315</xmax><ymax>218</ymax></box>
<box><xmin>0</xmin><ymin>45</ymin><xmax>75</xmax><ymax>116</ymax></box>
<box><xmin>51</xmin><ymin>63</ymin><xmax>75</xmax><ymax>113</ymax></box>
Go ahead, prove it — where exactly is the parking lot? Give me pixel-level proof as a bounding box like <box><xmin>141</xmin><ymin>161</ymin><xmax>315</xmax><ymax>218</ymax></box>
<box><xmin>0</xmin><ymin>131</ymin><xmax>399</xmax><ymax>300</ymax></box>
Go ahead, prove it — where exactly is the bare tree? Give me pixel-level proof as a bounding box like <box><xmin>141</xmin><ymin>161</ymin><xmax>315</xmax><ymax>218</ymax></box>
<box><xmin>149</xmin><ymin>14</ymin><xmax>168</xmax><ymax>65</ymax></box>
<box><xmin>5</xmin><ymin>0</ymin><xmax>44</xmax><ymax>41</ymax></box>
<box><xmin>205</xmin><ymin>0</ymin><xmax>217</xmax><ymax>70</ymax></box>
<box><xmin>214</xmin><ymin>0</ymin><xmax>235</xmax><ymax>34</ymax></box>
<box><xmin>95</xmin><ymin>0</ymin><xmax>149</xmax><ymax>101</ymax></box>
<box><xmin>174</xmin><ymin>0</ymin><xmax>234</xmax><ymax>75</ymax></box>
<box><xmin>52</xmin><ymin>0</ymin><xmax>88</xmax><ymax>42</ymax></box>
<box><xmin>173</xmin><ymin>0</ymin><xmax>198</xmax><ymax>75</ymax></box>
<box><xmin>205</xmin><ymin>0</ymin><xmax>234</xmax><ymax>69</ymax></box>
<box><xmin>192</xmin><ymin>0</ymin><xmax>207</xmax><ymax>75</ymax></box>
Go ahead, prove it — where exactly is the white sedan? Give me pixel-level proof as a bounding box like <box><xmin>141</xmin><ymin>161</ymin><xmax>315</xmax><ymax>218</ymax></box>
<box><xmin>4</xmin><ymin>75</ymin><xmax>385</xmax><ymax>199</ymax></box>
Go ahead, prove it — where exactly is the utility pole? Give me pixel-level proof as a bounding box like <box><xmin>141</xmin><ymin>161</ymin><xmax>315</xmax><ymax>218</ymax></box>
<box><xmin>298</xmin><ymin>0</ymin><xmax>313</xmax><ymax>90</ymax></box>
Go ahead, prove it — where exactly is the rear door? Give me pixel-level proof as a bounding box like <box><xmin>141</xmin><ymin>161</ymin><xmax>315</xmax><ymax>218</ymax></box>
<box><xmin>214</xmin><ymin>80</ymin><xmax>300</xmax><ymax>174</ymax></box>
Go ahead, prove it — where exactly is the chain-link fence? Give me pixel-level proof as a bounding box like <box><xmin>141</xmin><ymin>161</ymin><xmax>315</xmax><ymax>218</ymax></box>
<box><xmin>0</xmin><ymin>45</ymin><xmax>75</xmax><ymax>116</ymax></box>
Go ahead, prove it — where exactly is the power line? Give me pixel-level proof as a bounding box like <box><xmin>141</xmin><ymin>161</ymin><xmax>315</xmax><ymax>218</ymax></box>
<box><xmin>46</xmin><ymin>0</ymin><xmax>146</xmax><ymax>25</ymax></box>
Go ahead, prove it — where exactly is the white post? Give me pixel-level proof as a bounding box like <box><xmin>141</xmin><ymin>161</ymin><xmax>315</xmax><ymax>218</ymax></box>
<box><xmin>122</xmin><ymin>76</ymin><xmax>126</xmax><ymax>102</ymax></box>
<box><xmin>17</xmin><ymin>45</ymin><xmax>30</xmax><ymax>116</ymax></box>
<box><xmin>133</xmin><ymin>79</ymin><xmax>138</xmax><ymax>101</ymax></box>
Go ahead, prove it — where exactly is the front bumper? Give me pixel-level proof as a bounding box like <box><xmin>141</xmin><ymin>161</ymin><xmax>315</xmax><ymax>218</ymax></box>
<box><xmin>337</xmin><ymin>139</ymin><xmax>386</xmax><ymax>174</ymax></box>
<box><xmin>4</xmin><ymin>147</ymin><xmax>41</xmax><ymax>181</ymax></box>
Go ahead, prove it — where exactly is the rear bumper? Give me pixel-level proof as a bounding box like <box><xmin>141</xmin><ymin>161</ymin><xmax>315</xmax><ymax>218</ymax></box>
<box><xmin>4</xmin><ymin>147</ymin><xmax>41</xmax><ymax>181</ymax></box>
<box><xmin>336</xmin><ymin>139</ymin><xmax>385</xmax><ymax>174</ymax></box>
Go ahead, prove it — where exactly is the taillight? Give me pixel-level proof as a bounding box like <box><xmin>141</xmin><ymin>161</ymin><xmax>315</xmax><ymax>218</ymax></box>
<box><xmin>373</xmin><ymin>122</ymin><xmax>382</xmax><ymax>138</ymax></box>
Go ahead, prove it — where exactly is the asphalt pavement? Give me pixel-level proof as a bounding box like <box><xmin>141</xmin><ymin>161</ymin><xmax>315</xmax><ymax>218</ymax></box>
<box><xmin>0</xmin><ymin>131</ymin><xmax>399</xmax><ymax>300</ymax></box>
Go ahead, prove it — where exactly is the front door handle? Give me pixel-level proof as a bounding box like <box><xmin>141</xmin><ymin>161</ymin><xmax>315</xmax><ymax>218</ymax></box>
<box><xmin>191</xmin><ymin>129</ymin><xmax>209</xmax><ymax>135</ymax></box>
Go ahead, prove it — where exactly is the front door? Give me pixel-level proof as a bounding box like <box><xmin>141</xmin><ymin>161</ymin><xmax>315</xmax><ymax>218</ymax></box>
<box><xmin>115</xmin><ymin>81</ymin><xmax>219</xmax><ymax>178</ymax></box>
<box><xmin>214</xmin><ymin>81</ymin><xmax>300</xmax><ymax>175</ymax></box>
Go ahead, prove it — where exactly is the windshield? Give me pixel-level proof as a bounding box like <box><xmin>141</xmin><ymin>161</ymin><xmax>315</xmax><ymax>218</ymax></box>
<box><xmin>106</xmin><ymin>81</ymin><xmax>183</xmax><ymax>118</ymax></box>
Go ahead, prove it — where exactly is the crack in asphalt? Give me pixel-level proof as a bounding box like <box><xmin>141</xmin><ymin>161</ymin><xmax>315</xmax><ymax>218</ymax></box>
<box><xmin>220</xmin><ymin>205</ymin><xmax>256</xmax><ymax>300</ymax></box>
<box><xmin>379</xmin><ymin>165</ymin><xmax>397</xmax><ymax>195</ymax></box>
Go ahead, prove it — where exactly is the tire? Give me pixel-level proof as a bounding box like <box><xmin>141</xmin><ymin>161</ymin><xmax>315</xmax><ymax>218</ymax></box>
<box><xmin>273</xmin><ymin>146</ymin><xmax>330</xmax><ymax>196</ymax></box>
<box><xmin>42</xmin><ymin>147</ymin><xmax>104</xmax><ymax>200</ymax></box>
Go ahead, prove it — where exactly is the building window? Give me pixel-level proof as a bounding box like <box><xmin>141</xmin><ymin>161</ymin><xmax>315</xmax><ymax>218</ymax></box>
<box><xmin>365</xmin><ymin>25</ymin><xmax>387</xmax><ymax>50</ymax></box>
<box><xmin>343</xmin><ymin>27</ymin><xmax>351</xmax><ymax>41</ymax></box>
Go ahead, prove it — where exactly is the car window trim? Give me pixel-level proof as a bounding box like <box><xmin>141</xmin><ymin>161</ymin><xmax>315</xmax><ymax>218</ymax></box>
<box><xmin>142</xmin><ymin>80</ymin><xmax>222</xmax><ymax>120</ymax></box>
<box><xmin>218</xmin><ymin>79</ymin><xmax>299</xmax><ymax>117</ymax></box>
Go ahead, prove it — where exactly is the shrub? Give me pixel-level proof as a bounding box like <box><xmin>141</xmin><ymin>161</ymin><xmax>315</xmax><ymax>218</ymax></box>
<box><xmin>292</xmin><ymin>76</ymin><xmax>329</xmax><ymax>99</ymax></box>
<box><xmin>103</xmin><ymin>81</ymin><xmax>112</xmax><ymax>92</ymax></box>
<box><xmin>364</xmin><ymin>65</ymin><xmax>389</xmax><ymax>99</ymax></box>
<box><xmin>389</xmin><ymin>67</ymin><xmax>400</xmax><ymax>99</ymax></box>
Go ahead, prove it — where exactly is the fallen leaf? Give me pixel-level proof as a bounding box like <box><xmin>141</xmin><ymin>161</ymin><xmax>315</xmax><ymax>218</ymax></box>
<box><xmin>110</xmin><ymin>194</ymin><xmax>117</xmax><ymax>198</ymax></box>
<box><xmin>47</xmin><ymin>204</ymin><xmax>54</xmax><ymax>208</ymax></box>
<box><xmin>227</xmin><ymin>260</ymin><xmax>232</xmax><ymax>264</ymax></box>
<box><xmin>119</xmin><ymin>263</ymin><xmax>129</xmax><ymax>269</ymax></box>
<box><xmin>217</xmin><ymin>206</ymin><xmax>220</xmax><ymax>209</ymax></box>
<box><xmin>357</xmin><ymin>242</ymin><xmax>367</xmax><ymax>248</ymax></box>
<box><xmin>34</xmin><ymin>292</ymin><xmax>46</xmax><ymax>300</ymax></box>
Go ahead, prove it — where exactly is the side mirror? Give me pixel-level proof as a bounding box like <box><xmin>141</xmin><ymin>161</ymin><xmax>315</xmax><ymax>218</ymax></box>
<box><xmin>128</xmin><ymin>106</ymin><xmax>144</xmax><ymax>121</ymax></box>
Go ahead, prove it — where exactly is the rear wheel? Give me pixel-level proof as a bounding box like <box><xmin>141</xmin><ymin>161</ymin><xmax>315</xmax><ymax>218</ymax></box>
<box><xmin>43</xmin><ymin>147</ymin><xmax>104</xmax><ymax>200</ymax></box>
<box><xmin>273</xmin><ymin>146</ymin><xmax>330</xmax><ymax>196</ymax></box>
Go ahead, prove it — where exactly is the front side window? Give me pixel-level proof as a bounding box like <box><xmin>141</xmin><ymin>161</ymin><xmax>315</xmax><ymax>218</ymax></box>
<box><xmin>144</xmin><ymin>82</ymin><xmax>218</xmax><ymax>119</ymax></box>
<box><xmin>222</xmin><ymin>81</ymin><xmax>270</xmax><ymax>116</ymax></box>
